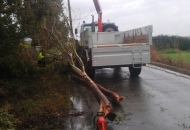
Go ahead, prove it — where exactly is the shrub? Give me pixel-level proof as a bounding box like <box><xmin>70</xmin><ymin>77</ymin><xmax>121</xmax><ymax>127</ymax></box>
<box><xmin>0</xmin><ymin>109</ymin><xmax>19</xmax><ymax>130</ymax></box>
<box><xmin>0</xmin><ymin>45</ymin><xmax>38</xmax><ymax>79</ymax></box>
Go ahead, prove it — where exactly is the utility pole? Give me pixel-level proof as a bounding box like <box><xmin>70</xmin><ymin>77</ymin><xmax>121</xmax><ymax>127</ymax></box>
<box><xmin>67</xmin><ymin>0</ymin><xmax>74</xmax><ymax>38</ymax></box>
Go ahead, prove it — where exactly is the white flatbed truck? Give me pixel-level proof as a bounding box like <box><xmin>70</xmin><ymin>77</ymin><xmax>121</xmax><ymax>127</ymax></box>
<box><xmin>78</xmin><ymin>24</ymin><xmax>153</xmax><ymax>78</ymax></box>
<box><xmin>75</xmin><ymin>0</ymin><xmax>153</xmax><ymax>78</ymax></box>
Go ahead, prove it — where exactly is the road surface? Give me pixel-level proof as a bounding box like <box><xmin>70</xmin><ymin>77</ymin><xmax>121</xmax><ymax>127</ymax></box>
<box><xmin>65</xmin><ymin>64</ymin><xmax>190</xmax><ymax>130</ymax></box>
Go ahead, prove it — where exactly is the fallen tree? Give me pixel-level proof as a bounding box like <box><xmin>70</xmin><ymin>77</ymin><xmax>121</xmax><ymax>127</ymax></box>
<box><xmin>37</xmin><ymin>2</ymin><xmax>123</xmax><ymax>120</ymax></box>
<box><xmin>40</xmin><ymin>25</ymin><xmax>123</xmax><ymax>119</ymax></box>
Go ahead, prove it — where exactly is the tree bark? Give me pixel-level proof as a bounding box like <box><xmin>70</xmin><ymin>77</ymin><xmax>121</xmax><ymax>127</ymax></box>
<box><xmin>96</xmin><ymin>83</ymin><xmax>124</xmax><ymax>104</ymax></box>
<box><xmin>72</xmin><ymin>70</ymin><xmax>113</xmax><ymax>117</ymax></box>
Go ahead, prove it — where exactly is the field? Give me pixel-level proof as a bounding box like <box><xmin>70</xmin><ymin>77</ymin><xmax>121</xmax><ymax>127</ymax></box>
<box><xmin>151</xmin><ymin>47</ymin><xmax>190</xmax><ymax>74</ymax></box>
<box><xmin>158</xmin><ymin>49</ymin><xmax>190</xmax><ymax>64</ymax></box>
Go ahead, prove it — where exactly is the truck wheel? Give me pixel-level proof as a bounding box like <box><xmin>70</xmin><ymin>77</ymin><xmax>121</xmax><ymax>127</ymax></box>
<box><xmin>129</xmin><ymin>66</ymin><xmax>141</xmax><ymax>77</ymax></box>
<box><xmin>103</xmin><ymin>24</ymin><xmax>118</xmax><ymax>32</ymax></box>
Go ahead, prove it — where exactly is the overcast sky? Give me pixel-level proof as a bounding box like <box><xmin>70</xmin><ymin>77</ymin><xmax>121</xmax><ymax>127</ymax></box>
<box><xmin>68</xmin><ymin>0</ymin><xmax>190</xmax><ymax>36</ymax></box>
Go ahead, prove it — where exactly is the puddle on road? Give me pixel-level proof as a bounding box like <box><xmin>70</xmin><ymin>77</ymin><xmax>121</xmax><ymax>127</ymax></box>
<box><xmin>70</xmin><ymin>96</ymin><xmax>83</xmax><ymax>111</ymax></box>
<box><xmin>64</xmin><ymin>87</ymin><xmax>95</xmax><ymax>130</ymax></box>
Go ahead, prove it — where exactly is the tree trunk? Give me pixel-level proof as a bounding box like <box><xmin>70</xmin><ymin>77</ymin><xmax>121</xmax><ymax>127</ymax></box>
<box><xmin>96</xmin><ymin>83</ymin><xmax>124</xmax><ymax>104</ymax></box>
<box><xmin>83</xmin><ymin>74</ymin><xmax>112</xmax><ymax>116</ymax></box>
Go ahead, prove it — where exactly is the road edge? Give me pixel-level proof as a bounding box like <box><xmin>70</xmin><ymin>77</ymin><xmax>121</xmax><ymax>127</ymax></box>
<box><xmin>151</xmin><ymin>62</ymin><xmax>190</xmax><ymax>76</ymax></box>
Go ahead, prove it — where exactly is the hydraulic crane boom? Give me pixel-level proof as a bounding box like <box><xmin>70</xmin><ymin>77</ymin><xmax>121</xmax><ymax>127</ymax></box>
<box><xmin>93</xmin><ymin>0</ymin><xmax>102</xmax><ymax>32</ymax></box>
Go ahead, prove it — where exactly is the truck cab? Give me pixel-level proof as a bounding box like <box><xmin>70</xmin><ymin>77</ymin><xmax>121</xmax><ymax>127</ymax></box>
<box><xmin>80</xmin><ymin>22</ymin><xmax>118</xmax><ymax>33</ymax></box>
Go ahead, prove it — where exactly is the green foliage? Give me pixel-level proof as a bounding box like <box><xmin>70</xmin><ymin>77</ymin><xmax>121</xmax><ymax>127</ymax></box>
<box><xmin>0</xmin><ymin>68</ymin><xmax>71</xmax><ymax>129</ymax></box>
<box><xmin>0</xmin><ymin>1</ymin><xmax>71</xmax><ymax>128</ymax></box>
<box><xmin>153</xmin><ymin>35</ymin><xmax>190</xmax><ymax>51</ymax></box>
<box><xmin>17</xmin><ymin>0</ymin><xmax>68</xmax><ymax>46</ymax></box>
<box><xmin>0</xmin><ymin>109</ymin><xmax>19</xmax><ymax>130</ymax></box>
<box><xmin>0</xmin><ymin>0</ymin><xmax>68</xmax><ymax>79</ymax></box>
<box><xmin>0</xmin><ymin>46</ymin><xmax>38</xmax><ymax>79</ymax></box>
<box><xmin>0</xmin><ymin>0</ymin><xmax>23</xmax><ymax>49</ymax></box>
<box><xmin>0</xmin><ymin>0</ymin><xmax>27</xmax><ymax>79</ymax></box>
<box><xmin>16</xmin><ymin>70</ymin><xmax>70</xmax><ymax>129</ymax></box>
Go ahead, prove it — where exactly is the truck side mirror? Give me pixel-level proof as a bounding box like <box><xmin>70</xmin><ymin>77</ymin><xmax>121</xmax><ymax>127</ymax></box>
<box><xmin>75</xmin><ymin>28</ymin><xmax>78</xmax><ymax>34</ymax></box>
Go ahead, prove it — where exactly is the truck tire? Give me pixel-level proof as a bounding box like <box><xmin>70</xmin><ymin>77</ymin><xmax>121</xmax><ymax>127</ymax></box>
<box><xmin>103</xmin><ymin>24</ymin><xmax>118</xmax><ymax>32</ymax></box>
<box><xmin>129</xmin><ymin>66</ymin><xmax>141</xmax><ymax>77</ymax></box>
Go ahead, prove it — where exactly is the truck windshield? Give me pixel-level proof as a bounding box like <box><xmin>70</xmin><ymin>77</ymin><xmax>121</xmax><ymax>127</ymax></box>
<box><xmin>84</xmin><ymin>25</ymin><xmax>98</xmax><ymax>32</ymax></box>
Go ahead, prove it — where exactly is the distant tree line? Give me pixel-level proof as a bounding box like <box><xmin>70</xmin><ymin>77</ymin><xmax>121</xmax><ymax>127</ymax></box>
<box><xmin>153</xmin><ymin>35</ymin><xmax>190</xmax><ymax>51</ymax></box>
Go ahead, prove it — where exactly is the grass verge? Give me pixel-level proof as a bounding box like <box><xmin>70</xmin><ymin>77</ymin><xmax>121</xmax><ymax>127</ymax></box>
<box><xmin>159</xmin><ymin>49</ymin><xmax>190</xmax><ymax>64</ymax></box>
<box><xmin>0</xmin><ymin>69</ymin><xmax>71</xmax><ymax>130</ymax></box>
<box><xmin>151</xmin><ymin>46</ymin><xmax>190</xmax><ymax>75</ymax></box>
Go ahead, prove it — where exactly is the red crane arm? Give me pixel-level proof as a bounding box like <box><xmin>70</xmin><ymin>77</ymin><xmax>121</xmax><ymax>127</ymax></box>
<box><xmin>93</xmin><ymin>0</ymin><xmax>102</xmax><ymax>13</ymax></box>
<box><xmin>93</xmin><ymin>0</ymin><xmax>102</xmax><ymax>32</ymax></box>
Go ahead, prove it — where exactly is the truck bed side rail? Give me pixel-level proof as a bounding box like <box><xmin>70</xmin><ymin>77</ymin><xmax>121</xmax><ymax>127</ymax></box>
<box><xmin>80</xmin><ymin>25</ymin><xmax>153</xmax><ymax>48</ymax></box>
<box><xmin>123</xmin><ymin>25</ymin><xmax>153</xmax><ymax>45</ymax></box>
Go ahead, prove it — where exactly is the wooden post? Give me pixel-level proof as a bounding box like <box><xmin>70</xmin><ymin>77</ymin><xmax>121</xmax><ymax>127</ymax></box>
<box><xmin>67</xmin><ymin>0</ymin><xmax>74</xmax><ymax>38</ymax></box>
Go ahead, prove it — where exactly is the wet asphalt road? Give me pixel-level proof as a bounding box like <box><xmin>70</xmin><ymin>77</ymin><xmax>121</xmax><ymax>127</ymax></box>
<box><xmin>65</xmin><ymin>64</ymin><xmax>190</xmax><ymax>130</ymax></box>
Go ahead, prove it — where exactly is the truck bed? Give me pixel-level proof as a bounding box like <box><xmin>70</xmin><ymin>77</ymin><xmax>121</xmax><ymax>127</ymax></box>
<box><xmin>92</xmin><ymin>43</ymin><xmax>150</xmax><ymax>67</ymax></box>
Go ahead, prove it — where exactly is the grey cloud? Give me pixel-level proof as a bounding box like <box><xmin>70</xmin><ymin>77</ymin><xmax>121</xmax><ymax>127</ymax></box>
<box><xmin>70</xmin><ymin>0</ymin><xmax>190</xmax><ymax>36</ymax></box>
